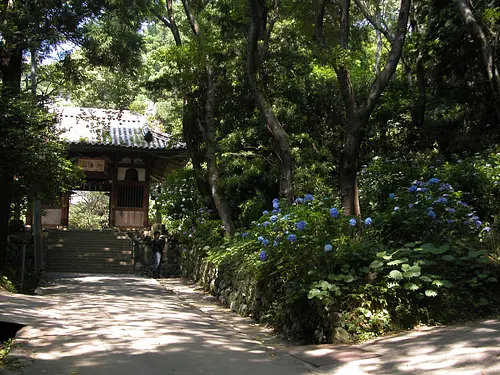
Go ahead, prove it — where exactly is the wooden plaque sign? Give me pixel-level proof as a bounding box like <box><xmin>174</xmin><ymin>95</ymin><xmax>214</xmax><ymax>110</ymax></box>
<box><xmin>78</xmin><ymin>158</ymin><xmax>106</xmax><ymax>172</ymax></box>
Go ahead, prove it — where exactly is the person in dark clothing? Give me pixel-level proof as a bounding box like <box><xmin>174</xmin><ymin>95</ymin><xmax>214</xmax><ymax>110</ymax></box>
<box><xmin>151</xmin><ymin>231</ymin><xmax>165</xmax><ymax>278</ymax></box>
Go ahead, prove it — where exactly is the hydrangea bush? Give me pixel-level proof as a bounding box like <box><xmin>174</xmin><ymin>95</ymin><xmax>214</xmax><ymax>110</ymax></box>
<box><xmin>205</xmin><ymin>190</ymin><xmax>499</xmax><ymax>343</ymax></box>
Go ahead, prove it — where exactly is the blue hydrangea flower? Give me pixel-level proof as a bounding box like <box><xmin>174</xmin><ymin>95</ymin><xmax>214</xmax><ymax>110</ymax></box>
<box><xmin>262</xmin><ymin>239</ymin><xmax>270</xmax><ymax>246</ymax></box>
<box><xmin>428</xmin><ymin>178</ymin><xmax>440</xmax><ymax>184</ymax></box>
<box><xmin>408</xmin><ymin>204</ymin><xmax>414</xmax><ymax>208</ymax></box>
<box><xmin>330</xmin><ymin>208</ymin><xmax>339</xmax><ymax>218</ymax></box>
<box><xmin>324</xmin><ymin>244</ymin><xmax>333</xmax><ymax>252</ymax></box>
<box><xmin>257</xmin><ymin>236</ymin><xmax>264</xmax><ymax>242</ymax></box>
<box><xmin>394</xmin><ymin>206</ymin><xmax>400</xmax><ymax>211</ymax></box>
<box><xmin>270</xmin><ymin>215</ymin><xmax>278</xmax><ymax>222</ymax></box>
<box><xmin>263</xmin><ymin>210</ymin><xmax>269</xmax><ymax>215</ymax></box>
<box><xmin>457</xmin><ymin>201</ymin><xmax>468</xmax><ymax>207</ymax></box>
<box><xmin>445</xmin><ymin>207</ymin><xmax>456</xmax><ymax>214</ymax></box>
<box><xmin>273</xmin><ymin>241</ymin><xmax>279</xmax><ymax>246</ymax></box>
<box><xmin>428</xmin><ymin>210</ymin><xmax>436</xmax><ymax>219</ymax></box>
<box><xmin>389</xmin><ymin>193</ymin><xmax>396</xmax><ymax>199</ymax></box>
<box><xmin>364</xmin><ymin>217</ymin><xmax>372</xmax><ymax>225</ymax></box>
<box><xmin>259</xmin><ymin>250</ymin><xmax>267</xmax><ymax>261</ymax></box>
<box><xmin>287</xmin><ymin>234</ymin><xmax>297</xmax><ymax>242</ymax></box>
<box><xmin>408</xmin><ymin>185</ymin><xmax>417</xmax><ymax>193</ymax></box>
<box><xmin>447</xmin><ymin>219</ymin><xmax>456</xmax><ymax>224</ymax></box>
<box><xmin>483</xmin><ymin>226</ymin><xmax>491</xmax><ymax>232</ymax></box>
<box><xmin>263</xmin><ymin>221</ymin><xmax>270</xmax><ymax>227</ymax></box>
<box><xmin>349</xmin><ymin>218</ymin><xmax>356</xmax><ymax>226</ymax></box>
<box><xmin>295</xmin><ymin>220</ymin><xmax>307</xmax><ymax>230</ymax></box>
<box><xmin>295</xmin><ymin>197</ymin><xmax>304</xmax><ymax>204</ymax></box>
<box><xmin>439</xmin><ymin>183</ymin><xmax>453</xmax><ymax>191</ymax></box>
<box><xmin>417</xmin><ymin>187</ymin><xmax>429</xmax><ymax>192</ymax></box>
<box><xmin>304</xmin><ymin>194</ymin><xmax>314</xmax><ymax>202</ymax></box>
<box><xmin>273</xmin><ymin>202</ymin><xmax>280</xmax><ymax>209</ymax></box>
<box><xmin>272</xmin><ymin>198</ymin><xmax>279</xmax><ymax>204</ymax></box>
<box><xmin>435</xmin><ymin>197</ymin><xmax>448</xmax><ymax>204</ymax></box>
<box><xmin>242</xmin><ymin>232</ymin><xmax>249</xmax><ymax>238</ymax></box>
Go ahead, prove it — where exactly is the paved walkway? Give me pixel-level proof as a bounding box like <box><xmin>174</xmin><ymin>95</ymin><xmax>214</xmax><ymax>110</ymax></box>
<box><xmin>0</xmin><ymin>273</ymin><xmax>499</xmax><ymax>375</ymax></box>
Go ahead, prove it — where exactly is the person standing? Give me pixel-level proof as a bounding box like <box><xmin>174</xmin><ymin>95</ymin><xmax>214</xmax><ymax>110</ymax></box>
<box><xmin>151</xmin><ymin>231</ymin><xmax>165</xmax><ymax>278</ymax></box>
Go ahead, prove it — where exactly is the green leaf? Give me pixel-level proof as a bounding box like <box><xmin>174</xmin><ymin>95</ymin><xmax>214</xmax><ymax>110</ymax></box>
<box><xmin>432</xmin><ymin>280</ymin><xmax>444</xmax><ymax>287</ymax></box>
<box><xmin>425</xmin><ymin>289</ymin><xmax>438</xmax><ymax>297</ymax></box>
<box><xmin>387</xmin><ymin>257</ymin><xmax>408</xmax><ymax>266</ymax></box>
<box><xmin>404</xmin><ymin>282</ymin><xmax>420</xmax><ymax>291</ymax></box>
<box><xmin>419</xmin><ymin>276</ymin><xmax>433</xmax><ymax>282</ymax></box>
<box><xmin>403</xmin><ymin>265</ymin><xmax>421</xmax><ymax>278</ymax></box>
<box><xmin>404</xmin><ymin>242</ymin><xmax>416</xmax><ymax>248</ymax></box>
<box><xmin>441</xmin><ymin>255</ymin><xmax>455</xmax><ymax>261</ymax></box>
<box><xmin>388</xmin><ymin>270</ymin><xmax>403</xmax><ymax>280</ymax></box>
<box><xmin>370</xmin><ymin>260</ymin><xmax>384</xmax><ymax>269</ymax></box>
<box><xmin>401</xmin><ymin>263</ymin><xmax>411</xmax><ymax>271</ymax></box>
<box><xmin>308</xmin><ymin>289</ymin><xmax>321</xmax><ymax>299</ymax></box>
<box><xmin>488</xmin><ymin>277</ymin><xmax>498</xmax><ymax>282</ymax></box>
<box><xmin>387</xmin><ymin>282</ymin><xmax>400</xmax><ymax>288</ymax></box>
<box><xmin>468</xmin><ymin>250</ymin><xmax>486</xmax><ymax>258</ymax></box>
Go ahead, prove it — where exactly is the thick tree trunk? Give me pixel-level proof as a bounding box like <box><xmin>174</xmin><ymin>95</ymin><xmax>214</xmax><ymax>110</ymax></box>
<box><xmin>455</xmin><ymin>0</ymin><xmax>500</xmax><ymax>122</ymax></box>
<box><xmin>0</xmin><ymin>172</ymin><xmax>13</xmax><ymax>270</ymax></box>
<box><xmin>339</xmin><ymin>116</ymin><xmax>363</xmax><ymax>216</ymax></box>
<box><xmin>0</xmin><ymin>48</ymin><xmax>23</xmax><ymax>270</ymax></box>
<box><xmin>247</xmin><ymin>0</ymin><xmax>294</xmax><ymax>202</ymax></box>
<box><xmin>334</xmin><ymin>0</ymin><xmax>411</xmax><ymax>216</ymax></box>
<box><xmin>182</xmin><ymin>97</ymin><xmax>215</xmax><ymax>210</ymax></box>
<box><xmin>204</xmin><ymin>67</ymin><xmax>235</xmax><ymax>237</ymax></box>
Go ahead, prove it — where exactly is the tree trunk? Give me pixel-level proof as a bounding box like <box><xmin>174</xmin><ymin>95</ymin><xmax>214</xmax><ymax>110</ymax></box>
<box><xmin>0</xmin><ymin>172</ymin><xmax>12</xmax><ymax>270</ymax></box>
<box><xmin>182</xmin><ymin>96</ymin><xmax>215</xmax><ymax>210</ymax></box>
<box><xmin>0</xmin><ymin>48</ymin><xmax>23</xmax><ymax>270</ymax></box>
<box><xmin>204</xmin><ymin>67</ymin><xmax>235</xmax><ymax>237</ymax></box>
<box><xmin>332</xmin><ymin>0</ymin><xmax>411</xmax><ymax>216</ymax></box>
<box><xmin>455</xmin><ymin>0</ymin><xmax>500</xmax><ymax>122</ymax></box>
<box><xmin>339</xmin><ymin>115</ymin><xmax>363</xmax><ymax>216</ymax></box>
<box><xmin>247</xmin><ymin>0</ymin><xmax>294</xmax><ymax>202</ymax></box>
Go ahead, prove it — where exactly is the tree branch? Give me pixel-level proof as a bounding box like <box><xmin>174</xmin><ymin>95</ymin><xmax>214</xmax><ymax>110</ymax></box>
<box><xmin>354</xmin><ymin>0</ymin><xmax>395</xmax><ymax>44</ymax></box>
<box><xmin>181</xmin><ymin>0</ymin><xmax>200</xmax><ymax>38</ymax></box>
<box><xmin>313</xmin><ymin>0</ymin><xmax>329</xmax><ymax>49</ymax></box>
<box><xmin>263</xmin><ymin>0</ymin><xmax>280</xmax><ymax>58</ymax></box>
<box><xmin>360</xmin><ymin>0</ymin><xmax>411</xmax><ymax>119</ymax></box>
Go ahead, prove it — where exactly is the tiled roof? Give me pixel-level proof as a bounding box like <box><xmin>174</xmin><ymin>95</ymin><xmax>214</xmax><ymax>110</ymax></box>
<box><xmin>56</xmin><ymin>106</ymin><xmax>185</xmax><ymax>150</ymax></box>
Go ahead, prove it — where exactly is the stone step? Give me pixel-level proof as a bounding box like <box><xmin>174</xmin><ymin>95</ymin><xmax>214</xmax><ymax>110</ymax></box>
<box><xmin>44</xmin><ymin>230</ymin><xmax>135</xmax><ymax>274</ymax></box>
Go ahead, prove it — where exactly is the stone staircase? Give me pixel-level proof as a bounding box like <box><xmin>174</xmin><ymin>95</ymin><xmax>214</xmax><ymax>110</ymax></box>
<box><xmin>45</xmin><ymin>230</ymin><xmax>134</xmax><ymax>274</ymax></box>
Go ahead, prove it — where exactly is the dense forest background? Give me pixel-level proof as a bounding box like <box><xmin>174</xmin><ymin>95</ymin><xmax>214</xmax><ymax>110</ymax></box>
<box><xmin>1</xmin><ymin>0</ymin><xmax>500</xmax><ymax>343</ymax></box>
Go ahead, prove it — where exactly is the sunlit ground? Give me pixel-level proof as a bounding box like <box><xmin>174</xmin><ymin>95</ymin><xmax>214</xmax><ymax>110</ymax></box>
<box><xmin>1</xmin><ymin>274</ymin><xmax>499</xmax><ymax>375</ymax></box>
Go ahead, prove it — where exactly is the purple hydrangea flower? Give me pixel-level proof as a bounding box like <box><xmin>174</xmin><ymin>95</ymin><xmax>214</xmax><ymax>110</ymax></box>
<box><xmin>287</xmin><ymin>234</ymin><xmax>297</xmax><ymax>242</ymax></box>
<box><xmin>242</xmin><ymin>232</ymin><xmax>249</xmax><ymax>238</ymax></box>
<box><xmin>408</xmin><ymin>185</ymin><xmax>417</xmax><ymax>193</ymax></box>
<box><xmin>295</xmin><ymin>198</ymin><xmax>304</xmax><ymax>204</ymax></box>
<box><xmin>304</xmin><ymin>194</ymin><xmax>314</xmax><ymax>202</ymax></box>
<box><xmin>484</xmin><ymin>227</ymin><xmax>491</xmax><ymax>232</ymax></box>
<box><xmin>270</xmin><ymin>215</ymin><xmax>278</xmax><ymax>222</ymax></box>
<box><xmin>263</xmin><ymin>210</ymin><xmax>269</xmax><ymax>215</ymax></box>
<box><xmin>324</xmin><ymin>244</ymin><xmax>333</xmax><ymax>252</ymax></box>
<box><xmin>263</xmin><ymin>221</ymin><xmax>270</xmax><ymax>227</ymax></box>
<box><xmin>259</xmin><ymin>250</ymin><xmax>267</xmax><ymax>261</ymax></box>
<box><xmin>428</xmin><ymin>210</ymin><xmax>436</xmax><ymax>219</ymax></box>
<box><xmin>330</xmin><ymin>208</ymin><xmax>339</xmax><ymax>218</ymax></box>
<box><xmin>295</xmin><ymin>220</ymin><xmax>307</xmax><ymax>230</ymax></box>
<box><xmin>428</xmin><ymin>178</ymin><xmax>440</xmax><ymax>184</ymax></box>
<box><xmin>262</xmin><ymin>239</ymin><xmax>270</xmax><ymax>246</ymax></box>
<box><xmin>257</xmin><ymin>236</ymin><xmax>264</xmax><ymax>242</ymax></box>
<box><xmin>273</xmin><ymin>202</ymin><xmax>280</xmax><ymax>209</ymax></box>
